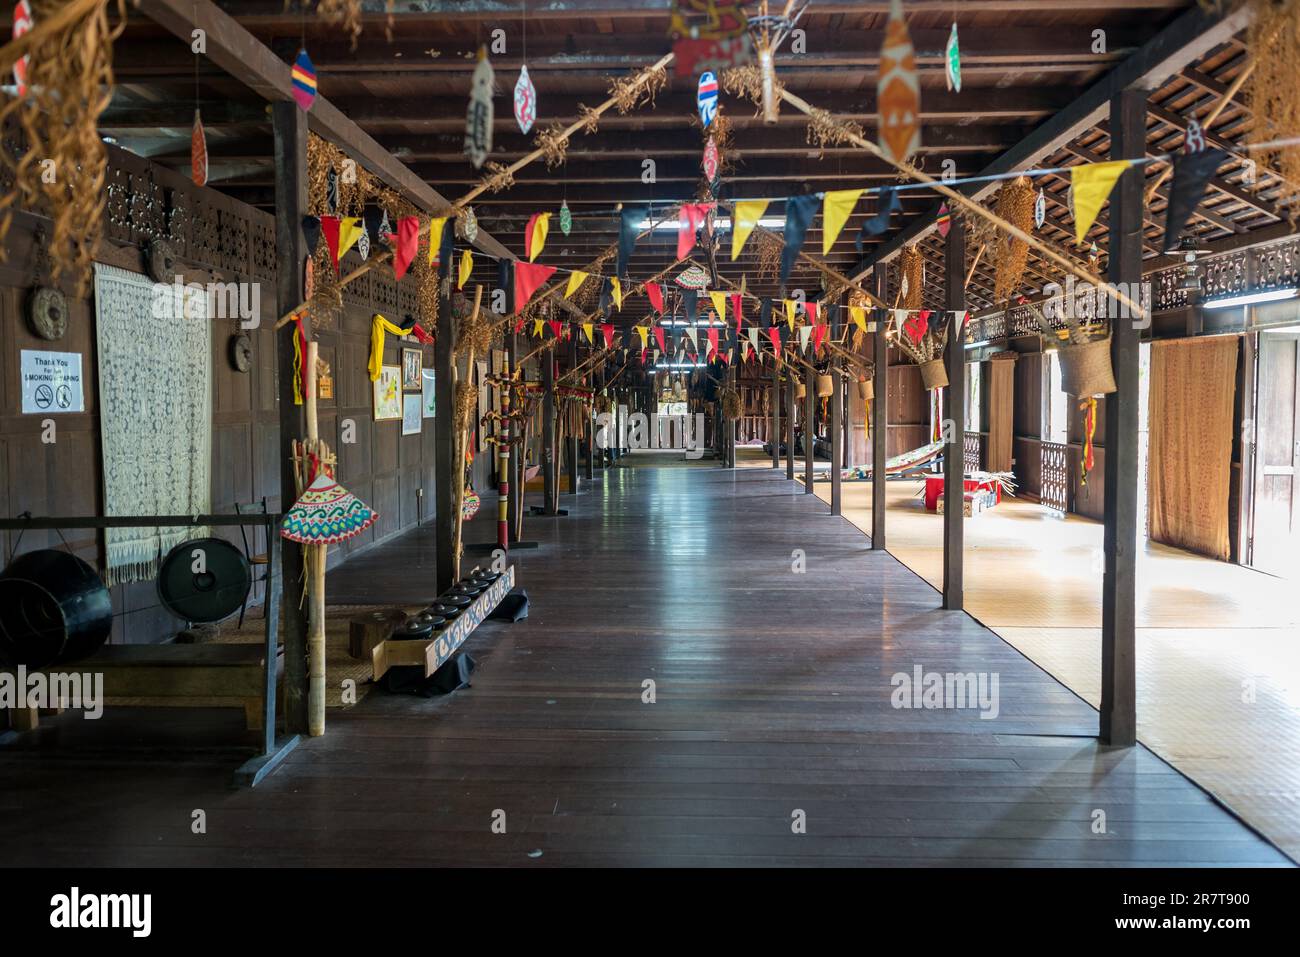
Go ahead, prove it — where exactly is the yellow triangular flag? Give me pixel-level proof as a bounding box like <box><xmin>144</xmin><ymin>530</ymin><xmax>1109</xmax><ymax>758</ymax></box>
<box><xmin>426</xmin><ymin>217</ymin><xmax>448</xmax><ymax>265</ymax></box>
<box><xmin>1071</xmin><ymin>161</ymin><xmax>1130</xmax><ymax>244</ymax></box>
<box><xmin>338</xmin><ymin>217</ymin><xmax>363</xmax><ymax>258</ymax></box>
<box><xmin>634</xmin><ymin>325</ymin><xmax>648</xmax><ymax>349</ymax></box>
<box><xmin>708</xmin><ymin>290</ymin><xmax>727</xmax><ymax>324</ymax></box>
<box><xmin>849</xmin><ymin>305</ymin><xmax>867</xmax><ymax>332</ymax></box>
<box><xmin>458</xmin><ymin>249</ymin><xmax>473</xmax><ymax>289</ymax></box>
<box><xmin>565</xmin><ymin>270</ymin><xmax>588</xmax><ymax>298</ymax></box>
<box><xmin>532</xmin><ymin>318</ymin><xmax>544</xmax><ymax>338</ymax></box>
<box><xmin>784</xmin><ymin>299</ymin><xmax>797</xmax><ymax>330</ymax></box>
<box><xmin>611</xmin><ymin>277</ymin><xmax>624</xmax><ymax>311</ymax></box>
<box><xmin>822</xmin><ymin>189</ymin><xmax>863</xmax><ymax>255</ymax></box>
<box><xmin>731</xmin><ymin>199</ymin><xmax>769</xmax><ymax>261</ymax></box>
<box><xmin>528</xmin><ymin>212</ymin><xmax>551</xmax><ymax>262</ymax></box>
<box><xmin>582</xmin><ymin>322</ymin><xmax>593</xmax><ymax>343</ymax></box>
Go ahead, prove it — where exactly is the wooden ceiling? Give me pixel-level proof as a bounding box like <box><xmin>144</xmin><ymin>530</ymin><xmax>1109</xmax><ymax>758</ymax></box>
<box><xmin>103</xmin><ymin>0</ymin><xmax>1289</xmax><ymax>310</ymax></box>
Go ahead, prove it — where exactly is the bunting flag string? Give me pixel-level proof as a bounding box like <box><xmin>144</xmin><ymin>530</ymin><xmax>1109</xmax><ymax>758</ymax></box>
<box><xmin>822</xmin><ymin>189</ymin><xmax>862</xmax><ymax>255</ymax></box>
<box><xmin>1070</xmin><ymin>160</ymin><xmax>1130</xmax><ymax>243</ymax></box>
<box><xmin>426</xmin><ymin>217</ymin><xmax>448</xmax><ymax>266</ymax></box>
<box><xmin>565</xmin><ymin>270</ymin><xmax>588</xmax><ymax>298</ymax></box>
<box><xmin>708</xmin><ymin>290</ymin><xmax>728</xmax><ymax>324</ymax></box>
<box><xmin>731</xmin><ymin>199</ymin><xmax>769</xmax><ymax>261</ymax></box>
<box><xmin>458</xmin><ymin>249</ymin><xmax>474</xmax><ymax>290</ymax></box>
<box><xmin>645</xmin><ymin>281</ymin><xmax>664</xmax><ymax>313</ymax></box>
<box><xmin>392</xmin><ymin>216</ymin><xmax>420</xmax><ymax>281</ymax></box>
<box><xmin>514</xmin><ymin>261</ymin><xmax>557</xmax><ymax>310</ymax></box>
<box><xmin>337</xmin><ymin>217</ymin><xmax>363</xmax><ymax>259</ymax></box>
<box><xmin>525</xmin><ymin>212</ymin><xmax>551</xmax><ymax>262</ymax></box>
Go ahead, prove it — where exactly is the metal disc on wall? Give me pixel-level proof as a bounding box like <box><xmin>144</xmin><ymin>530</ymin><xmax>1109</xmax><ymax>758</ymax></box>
<box><xmin>26</xmin><ymin>286</ymin><xmax>67</xmax><ymax>341</ymax></box>
<box><xmin>229</xmin><ymin>333</ymin><xmax>253</xmax><ymax>373</ymax></box>
<box><xmin>157</xmin><ymin>538</ymin><xmax>251</xmax><ymax>624</ymax></box>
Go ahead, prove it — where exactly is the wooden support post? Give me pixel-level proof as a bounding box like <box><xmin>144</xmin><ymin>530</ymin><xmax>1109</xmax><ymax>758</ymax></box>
<box><xmin>1101</xmin><ymin>87</ymin><xmax>1146</xmax><ymax>748</ymax></box>
<box><xmin>272</xmin><ymin>101</ymin><xmax>309</xmax><ymax>735</ymax></box>
<box><xmin>803</xmin><ymin>363</ymin><xmax>815</xmax><ymax>494</ymax></box>
<box><xmin>785</xmin><ymin>372</ymin><xmax>795</xmax><ymax>479</ymax></box>
<box><xmin>942</xmin><ymin>217</ymin><xmax>967</xmax><ymax>611</ymax></box>
<box><xmin>831</xmin><ymin>304</ymin><xmax>844</xmax><ymax>516</ymax></box>
<box><xmin>771</xmin><ymin>361</ymin><xmax>781</xmax><ymax>469</ymax></box>
<box><xmin>542</xmin><ymin>353</ymin><xmax>558</xmax><ymax>512</ymax></box>
<box><xmin>871</xmin><ymin>269</ymin><xmax>888</xmax><ymax>551</ymax></box>
<box><xmin>434</xmin><ymin>251</ymin><xmax>456</xmax><ymax>594</ymax></box>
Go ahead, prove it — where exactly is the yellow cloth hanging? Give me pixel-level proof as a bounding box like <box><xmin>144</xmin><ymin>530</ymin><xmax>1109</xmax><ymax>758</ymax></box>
<box><xmin>426</xmin><ymin>217</ymin><xmax>448</xmax><ymax>265</ymax></box>
<box><xmin>731</xmin><ymin>199</ymin><xmax>768</xmax><ymax>261</ymax></box>
<box><xmin>369</xmin><ymin>313</ymin><xmax>409</xmax><ymax>381</ymax></box>
<box><xmin>822</xmin><ymin>189</ymin><xmax>863</xmax><ymax>255</ymax></box>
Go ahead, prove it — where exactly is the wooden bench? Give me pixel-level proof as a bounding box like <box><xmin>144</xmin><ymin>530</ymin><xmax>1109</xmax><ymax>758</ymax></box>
<box><xmin>2</xmin><ymin>642</ymin><xmax>273</xmax><ymax>735</ymax></box>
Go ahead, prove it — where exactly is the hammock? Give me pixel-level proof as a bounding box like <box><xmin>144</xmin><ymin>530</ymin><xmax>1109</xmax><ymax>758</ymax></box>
<box><xmin>814</xmin><ymin>441</ymin><xmax>944</xmax><ymax>482</ymax></box>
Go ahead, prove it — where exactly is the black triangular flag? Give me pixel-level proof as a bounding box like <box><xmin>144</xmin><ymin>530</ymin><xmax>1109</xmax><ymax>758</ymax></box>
<box><xmin>498</xmin><ymin>259</ymin><xmax>515</xmax><ymax>315</ymax></box>
<box><xmin>856</xmin><ymin>188</ymin><xmax>901</xmax><ymax>254</ymax></box>
<box><xmin>598</xmin><ymin>276</ymin><xmax>613</xmax><ymax>318</ymax></box>
<box><xmin>780</xmin><ymin>193</ymin><xmax>819</xmax><ymax>287</ymax></box>
<box><xmin>363</xmin><ymin>205</ymin><xmax>385</xmax><ymax>245</ymax></box>
<box><xmin>301</xmin><ymin>216</ymin><xmax>321</xmax><ymax>255</ymax></box>
<box><xmin>759</xmin><ymin>297</ymin><xmax>773</xmax><ymax>329</ymax></box>
<box><xmin>682</xmin><ymin>288</ymin><xmax>699</xmax><ymax>325</ymax></box>
<box><xmin>618</xmin><ymin>205</ymin><xmax>646</xmax><ymax>280</ymax></box>
<box><xmin>1162</xmin><ymin>148</ymin><xmax>1228</xmax><ymax>253</ymax></box>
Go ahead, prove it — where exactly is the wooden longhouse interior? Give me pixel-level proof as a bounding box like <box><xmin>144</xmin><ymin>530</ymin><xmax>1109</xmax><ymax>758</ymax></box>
<box><xmin>2</xmin><ymin>0</ymin><xmax>1300</xmax><ymax>899</ymax></box>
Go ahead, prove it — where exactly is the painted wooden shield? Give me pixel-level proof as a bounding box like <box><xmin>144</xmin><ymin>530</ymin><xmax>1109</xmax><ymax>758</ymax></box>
<box><xmin>190</xmin><ymin>109</ymin><xmax>208</xmax><ymax>188</ymax></box>
<box><xmin>12</xmin><ymin>0</ymin><xmax>32</xmax><ymax>97</ymax></box>
<box><xmin>697</xmin><ymin>71</ymin><xmax>719</xmax><ymax>129</ymax></box>
<box><xmin>514</xmin><ymin>64</ymin><xmax>537</xmax><ymax>134</ymax></box>
<box><xmin>702</xmin><ymin>137</ymin><xmax>719</xmax><ymax>182</ymax></box>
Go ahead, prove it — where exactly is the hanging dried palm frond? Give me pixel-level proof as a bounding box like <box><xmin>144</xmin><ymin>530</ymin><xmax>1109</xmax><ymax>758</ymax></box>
<box><xmin>805</xmin><ymin>107</ymin><xmax>866</xmax><ymax>157</ymax></box>
<box><xmin>756</xmin><ymin>231</ymin><xmax>783</xmax><ymax>281</ymax></box>
<box><xmin>534</xmin><ymin>123</ymin><xmax>570</xmax><ymax>169</ymax></box>
<box><xmin>991</xmin><ymin>177</ymin><xmax>1035</xmax><ymax>301</ymax></box>
<box><xmin>0</xmin><ymin>0</ymin><xmax>127</xmax><ymax>295</ymax></box>
<box><xmin>1238</xmin><ymin>0</ymin><xmax>1300</xmax><ymax>214</ymax></box>
<box><xmin>898</xmin><ymin>245</ymin><xmax>924</xmax><ymax>310</ymax></box>
<box><xmin>307</xmin><ymin>246</ymin><xmax>343</xmax><ymax>329</ymax></box>
<box><xmin>315</xmin><ymin>0</ymin><xmax>364</xmax><ymax>51</ymax></box>
<box><xmin>720</xmin><ymin>385</ymin><xmax>742</xmax><ymax>421</ymax></box>
<box><xmin>608</xmin><ymin>62</ymin><xmax>668</xmax><ymax>114</ymax></box>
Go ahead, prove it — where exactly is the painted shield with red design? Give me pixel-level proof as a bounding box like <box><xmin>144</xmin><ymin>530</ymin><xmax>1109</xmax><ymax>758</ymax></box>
<box><xmin>876</xmin><ymin>0</ymin><xmax>920</xmax><ymax>164</ymax></box>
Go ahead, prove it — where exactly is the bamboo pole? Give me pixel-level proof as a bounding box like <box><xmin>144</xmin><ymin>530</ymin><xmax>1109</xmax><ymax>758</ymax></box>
<box><xmin>302</xmin><ymin>340</ymin><xmax>327</xmax><ymax>738</ymax></box>
<box><xmin>776</xmin><ymin>86</ymin><xmax>1148</xmax><ymax>318</ymax></box>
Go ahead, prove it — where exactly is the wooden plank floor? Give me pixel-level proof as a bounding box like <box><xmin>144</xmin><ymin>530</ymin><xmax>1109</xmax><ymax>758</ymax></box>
<box><xmin>0</xmin><ymin>466</ymin><xmax>1290</xmax><ymax>866</ymax></box>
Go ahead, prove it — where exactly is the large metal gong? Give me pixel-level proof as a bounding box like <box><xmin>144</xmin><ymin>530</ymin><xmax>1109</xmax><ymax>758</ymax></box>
<box><xmin>156</xmin><ymin>537</ymin><xmax>251</xmax><ymax>624</ymax></box>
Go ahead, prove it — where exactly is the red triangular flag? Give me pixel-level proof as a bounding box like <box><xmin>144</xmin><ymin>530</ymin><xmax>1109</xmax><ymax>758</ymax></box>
<box><xmin>653</xmin><ymin>326</ymin><xmax>666</xmax><ymax>355</ymax></box>
<box><xmin>812</xmin><ymin>323</ymin><xmax>827</xmax><ymax>354</ymax></box>
<box><xmin>676</xmin><ymin>202</ymin><xmax>713</xmax><ymax>261</ymax></box>
<box><xmin>547</xmin><ymin>319</ymin><xmax>563</xmax><ymax>339</ymax></box>
<box><xmin>601</xmin><ymin>323</ymin><xmax>615</xmax><ymax>349</ymax></box>
<box><xmin>707</xmin><ymin>327</ymin><xmax>719</xmax><ymax>356</ymax></box>
<box><xmin>646</xmin><ymin>282</ymin><xmax>664</xmax><ymax>313</ymax></box>
<box><xmin>767</xmin><ymin>327</ymin><xmax>782</xmax><ymax>353</ymax></box>
<box><xmin>514</xmin><ymin>261</ymin><xmax>557</xmax><ymax>310</ymax></box>
<box><xmin>730</xmin><ymin>293</ymin><xmax>743</xmax><ymax>332</ymax></box>
<box><xmin>392</xmin><ymin>216</ymin><xmax>420</xmax><ymax>280</ymax></box>
<box><xmin>804</xmin><ymin>301</ymin><xmax>818</xmax><ymax>323</ymax></box>
<box><xmin>320</xmin><ymin>216</ymin><xmax>341</xmax><ymax>273</ymax></box>
<box><xmin>640</xmin><ymin>348</ymin><xmax>648</xmax><ymax>365</ymax></box>
<box><xmin>515</xmin><ymin>318</ymin><xmax>526</xmax><ymax>334</ymax></box>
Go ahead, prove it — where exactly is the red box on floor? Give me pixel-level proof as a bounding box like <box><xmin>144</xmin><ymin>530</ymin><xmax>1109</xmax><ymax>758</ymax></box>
<box><xmin>924</xmin><ymin>475</ymin><xmax>1002</xmax><ymax>512</ymax></box>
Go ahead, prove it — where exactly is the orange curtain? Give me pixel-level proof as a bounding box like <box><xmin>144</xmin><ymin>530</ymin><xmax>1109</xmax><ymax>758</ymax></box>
<box><xmin>1148</xmin><ymin>336</ymin><xmax>1239</xmax><ymax>561</ymax></box>
<box><xmin>986</xmin><ymin>355</ymin><xmax>1016</xmax><ymax>473</ymax></box>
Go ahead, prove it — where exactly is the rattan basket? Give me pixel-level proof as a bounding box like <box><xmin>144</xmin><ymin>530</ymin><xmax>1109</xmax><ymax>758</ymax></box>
<box><xmin>857</xmin><ymin>377</ymin><xmax>873</xmax><ymax>401</ymax></box>
<box><xmin>816</xmin><ymin>373</ymin><xmax>834</xmax><ymax>397</ymax></box>
<box><xmin>794</xmin><ymin>380</ymin><xmax>806</xmax><ymax>399</ymax></box>
<box><xmin>919</xmin><ymin>359</ymin><xmax>948</xmax><ymax>391</ymax></box>
<box><xmin>1058</xmin><ymin>336</ymin><xmax>1116</xmax><ymax>397</ymax></box>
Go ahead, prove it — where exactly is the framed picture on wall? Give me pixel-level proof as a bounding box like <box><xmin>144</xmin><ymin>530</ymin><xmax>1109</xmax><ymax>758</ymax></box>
<box><xmin>402</xmin><ymin>393</ymin><xmax>422</xmax><ymax>435</ymax></box>
<box><xmin>373</xmin><ymin>364</ymin><xmax>401</xmax><ymax>420</ymax></box>
<box><xmin>422</xmin><ymin>369</ymin><xmax>436</xmax><ymax>418</ymax></box>
<box><xmin>402</xmin><ymin>348</ymin><xmax>423</xmax><ymax>390</ymax></box>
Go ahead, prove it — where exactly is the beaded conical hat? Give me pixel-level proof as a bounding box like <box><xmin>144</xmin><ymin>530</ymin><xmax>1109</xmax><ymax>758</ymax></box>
<box><xmin>281</xmin><ymin>474</ymin><xmax>377</xmax><ymax>545</ymax></box>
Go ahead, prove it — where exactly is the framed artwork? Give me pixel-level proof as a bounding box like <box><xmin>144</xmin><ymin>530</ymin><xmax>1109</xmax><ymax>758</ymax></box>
<box><xmin>373</xmin><ymin>364</ymin><xmax>401</xmax><ymax>420</ymax></box>
<box><xmin>402</xmin><ymin>348</ymin><xmax>423</xmax><ymax>390</ymax></box>
<box><xmin>422</xmin><ymin>368</ymin><xmax>436</xmax><ymax>418</ymax></box>
<box><xmin>402</xmin><ymin>393</ymin><xmax>422</xmax><ymax>435</ymax></box>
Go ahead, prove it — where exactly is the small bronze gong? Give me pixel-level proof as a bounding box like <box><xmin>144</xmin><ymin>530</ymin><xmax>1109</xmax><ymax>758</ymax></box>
<box><xmin>229</xmin><ymin>333</ymin><xmax>253</xmax><ymax>373</ymax></box>
<box><xmin>26</xmin><ymin>286</ymin><xmax>67</xmax><ymax>341</ymax></box>
<box><xmin>147</xmin><ymin>239</ymin><xmax>178</xmax><ymax>283</ymax></box>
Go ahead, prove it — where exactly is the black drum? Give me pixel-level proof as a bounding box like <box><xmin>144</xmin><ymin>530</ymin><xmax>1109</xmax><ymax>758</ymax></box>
<box><xmin>0</xmin><ymin>550</ymin><xmax>112</xmax><ymax>668</ymax></box>
<box><xmin>157</xmin><ymin>537</ymin><xmax>251</xmax><ymax>624</ymax></box>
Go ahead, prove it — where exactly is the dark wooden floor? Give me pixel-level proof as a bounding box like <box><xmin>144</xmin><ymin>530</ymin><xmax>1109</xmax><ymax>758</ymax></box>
<box><xmin>0</xmin><ymin>465</ymin><xmax>1290</xmax><ymax>866</ymax></box>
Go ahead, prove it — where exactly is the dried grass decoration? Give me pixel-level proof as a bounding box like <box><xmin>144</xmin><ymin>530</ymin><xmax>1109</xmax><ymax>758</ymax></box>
<box><xmin>1238</xmin><ymin>0</ymin><xmax>1300</xmax><ymax>215</ymax></box>
<box><xmin>0</xmin><ymin>0</ymin><xmax>127</xmax><ymax>295</ymax></box>
<box><xmin>897</xmin><ymin>244</ymin><xmax>924</xmax><ymax>310</ymax></box>
<box><xmin>991</xmin><ymin>177</ymin><xmax>1035</xmax><ymax>301</ymax></box>
<box><xmin>315</xmin><ymin>0</ymin><xmax>364</xmax><ymax>51</ymax></box>
<box><xmin>720</xmin><ymin>385</ymin><xmax>742</xmax><ymax>420</ymax></box>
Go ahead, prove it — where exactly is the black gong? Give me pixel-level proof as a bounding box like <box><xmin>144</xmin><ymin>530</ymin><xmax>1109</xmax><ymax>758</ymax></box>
<box><xmin>157</xmin><ymin>537</ymin><xmax>251</xmax><ymax>624</ymax></box>
<box><xmin>0</xmin><ymin>550</ymin><xmax>112</xmax><ymax>669</ymax></box>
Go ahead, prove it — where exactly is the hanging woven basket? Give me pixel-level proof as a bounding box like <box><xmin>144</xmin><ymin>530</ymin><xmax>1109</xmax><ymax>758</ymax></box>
<box><xmin>794</xmin><ymin>380</ymin><xmax>806</xmax><ymax>399</ymax></box>
<box><xmin>918</xmin><ymin>359</ymin><xmax>948</xmax><ymax>391</ymax></box>
<box><xmin>816</xmin><ymin>373</ymin><xmax>834</xmax><ymax>398</ymax></box>
<box><xmin>857</xmin><ymin>376</ymin><xmax>873</xmax><ymax>401</ymax></box>
<box><xmin>1058</xmin><ymin>337</ymin><xmax>1117</xmax><ymax>398</ymax></box>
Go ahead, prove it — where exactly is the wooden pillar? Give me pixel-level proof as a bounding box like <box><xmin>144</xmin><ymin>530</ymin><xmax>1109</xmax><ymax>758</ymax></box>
<box><xmin>585</xmin><ymin>354</ymin><xmax>596</xmax><ymax>481</ymax></box>
<box><xmin>942</xmin><ymin>216</ymin><xmax>966</xmax><ymax>610</ymax></box>
<box><xmin>830</xmin><ymin>304</ymin><xmax>843</xmax><ymax>515</ymax></box>
<box><xmin>434</xmin><ymin>245</ymin><xmax>456</xmax><ymax>593</ymax></box>
<box><xmin>771</xmin><ymin>360</ymin><xmax>781</xmax><ymax>469</ymax></box>
<box><xmin>785</xmin><ymin>371</ymin><xmax>795</xmax><ymax>479</ymax></box>
<box><xmin>503</xmin><ymin>265</ymin><xmax>523</xmax><ymax>543</ymax></box>
<box><xmin>1101</xmin><ymin>87</ymin><xmax>1146</xmax><ymax>748</ymax></box>
<box><xmin>803</xmin><ymin>360</ymin><xmax>815</xmax><ymax>494</ymax></box>
<box><xmin>272</xmin><ymin>101</ymin><xmax>309</xmax><ymax>734</ymax></box>
<box><xmin>542</xmin><ymin>352</ymin><xmax>557</xmax><ymax>512</ymax></box>
<box><xmin>871</xmin><ymin>269</ymin><xmax>888</xmax><ymax>550</ymax></box>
